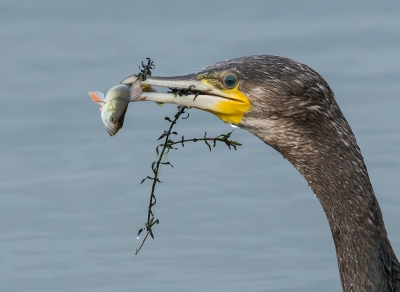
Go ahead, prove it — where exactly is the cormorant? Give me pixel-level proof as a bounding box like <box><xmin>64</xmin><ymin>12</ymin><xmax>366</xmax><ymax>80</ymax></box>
<box><xmin>122</xmin><ymin>55</ymin><xmax>400</xmax><ymax>291</ymax></box>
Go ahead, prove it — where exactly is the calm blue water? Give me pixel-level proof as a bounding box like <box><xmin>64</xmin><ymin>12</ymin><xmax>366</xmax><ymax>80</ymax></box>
<box><xmin>1</xmin><ymin>1</ymin><xmax>400</xmax><ymax>291</ymax></box>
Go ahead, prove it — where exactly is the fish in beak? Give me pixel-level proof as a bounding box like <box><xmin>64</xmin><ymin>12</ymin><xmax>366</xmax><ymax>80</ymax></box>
<box><xmin>89</xmin><ymin>81</ymin><xmax>141</xmax><ymax>136</ymax></box>
<box><xmin>121</xmin><ymin>69</ymin><xmax>251</xmax><ymax>125</ymax></box>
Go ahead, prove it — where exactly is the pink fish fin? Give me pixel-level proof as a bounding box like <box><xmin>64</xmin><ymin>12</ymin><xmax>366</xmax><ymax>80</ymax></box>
<box><xmin>89</xmin><ymin>91</ymin><xmax>105</xmax><ymax>106</ymax></box>
<box><xmin>99</xmin><ymin>107</ymin><xmax>102</xmax><ymax>112</ymax></box>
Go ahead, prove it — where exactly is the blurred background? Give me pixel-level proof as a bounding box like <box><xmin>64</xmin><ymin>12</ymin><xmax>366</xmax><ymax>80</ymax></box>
<box><xmin>1</xmin><ymin>1</ymin><xmax>399</xmax><ymax>291</ymax></box>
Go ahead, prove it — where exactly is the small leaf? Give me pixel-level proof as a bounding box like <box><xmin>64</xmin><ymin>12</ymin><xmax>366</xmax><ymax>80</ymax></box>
<box><xmin>157</xmin><ymin>133</ymin><xmax>166</xmax><ymax>140</ymax></box>
<box><xmin>149</xmin><ymin>218</ymin><xmax>159</xmax><ymax>227</ymax></box>
<box><xmin>140</xmin><ymin>176</ymin><xmax>154</xmax><ymax>184</ymax></box>
<box><xmin>204</xmin><ymin>132</ymin><xmax>211</xmax><ymax>151</ymax></box>
<box><xmin>142</xmin><ymin>176</ymin><xmax>155</xmax><ymax>184</ymax></box>
<box><xmin>161</xmin><ymin>162</ymin><xmax>174</xmax><ymax>168</ymax></box>
<box><xmin>165</xmin><ymin>117</ymin><xmax>172</xmax><ymax>122</ymax></box>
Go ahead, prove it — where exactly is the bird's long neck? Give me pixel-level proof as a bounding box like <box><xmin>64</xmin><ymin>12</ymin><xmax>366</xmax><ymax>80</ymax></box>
<box><xmin>241</xmin><ymin>115</ymin><xmax>400</xmax><ymax>291</ymax></box>
<box><xmin>298</xmin><ymin>138</ymin><xmax>400</xmax><ymax>292</ymax></box>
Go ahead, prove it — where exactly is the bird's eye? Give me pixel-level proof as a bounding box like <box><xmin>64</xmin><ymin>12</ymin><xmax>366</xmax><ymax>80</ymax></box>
<box><xmin>110</xmin><ymin>114</ymin><xmax>117</xmax><ymax>123</ymax></box>
<box><xmin>222</xmin><ymin>72</ymin><xmax>239</xmax><ymax>89</ymax></box>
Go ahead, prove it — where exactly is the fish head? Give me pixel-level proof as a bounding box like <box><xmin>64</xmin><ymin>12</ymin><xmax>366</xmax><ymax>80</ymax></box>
<box><xmin>101</xmin><ymin>84</ymin><xmax>131</xmax><ymax>136</ymax></box>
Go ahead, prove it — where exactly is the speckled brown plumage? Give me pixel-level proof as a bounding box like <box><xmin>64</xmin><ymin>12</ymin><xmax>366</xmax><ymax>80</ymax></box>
<box><xmin>199</xmin><ymin>55</ymin><xmax>400</xmax><ymax>291</ymax></box>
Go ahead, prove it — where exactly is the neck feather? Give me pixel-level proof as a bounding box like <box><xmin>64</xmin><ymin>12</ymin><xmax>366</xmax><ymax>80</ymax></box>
<box><xmin>240</xmin><ymin>114</ymin><xmax>400</xmax><ymax>291</ymax></box>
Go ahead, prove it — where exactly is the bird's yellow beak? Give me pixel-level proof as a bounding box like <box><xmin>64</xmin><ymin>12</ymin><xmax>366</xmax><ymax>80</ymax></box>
<box><xmin>121</xmin><ymin>73</ymin><xmax>251</xmax><ymax>124</ymax></box>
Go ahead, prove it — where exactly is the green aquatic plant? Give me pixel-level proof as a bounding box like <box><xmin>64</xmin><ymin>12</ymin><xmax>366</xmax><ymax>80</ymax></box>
<box><xmin>135</xmin><ymin>105</ymin><xmax>241</xmax><ymax>254</ymax></box>
<box><xmin>132</xmin><ymin>58</ymin><xmax>241</xmax><ymax>254</ymax></box>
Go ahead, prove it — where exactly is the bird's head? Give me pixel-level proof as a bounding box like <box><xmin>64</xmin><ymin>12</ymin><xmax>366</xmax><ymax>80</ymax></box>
<box><xmin>122</xmin><ymin>55</ymin><xmax>349</xmax><ymax>158</ymax></box>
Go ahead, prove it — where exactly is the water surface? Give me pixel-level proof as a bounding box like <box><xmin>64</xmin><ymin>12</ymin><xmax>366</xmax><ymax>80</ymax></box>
<box><xmin>1</xmin><ymin>1</ymin><xmax>400</xmax><ymax>291</ymax></box>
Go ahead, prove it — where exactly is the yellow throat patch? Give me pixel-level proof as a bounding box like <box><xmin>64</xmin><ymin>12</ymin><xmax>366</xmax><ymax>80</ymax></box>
<box><xmin>201</xmin><ymin>79</ymin><xmax>251</xmax><ymax>124</ymax></box>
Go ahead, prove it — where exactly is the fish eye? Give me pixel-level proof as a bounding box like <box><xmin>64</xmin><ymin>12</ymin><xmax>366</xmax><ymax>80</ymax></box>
<box><xmin>110</xmin><ymin>114</ymin><xmax>117</xmax><ymax>123</ymax></box>
<box><xmin>222</xmin><ymin>72</ymin><xmax>239</xmax><ymax>89</ymax></box>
